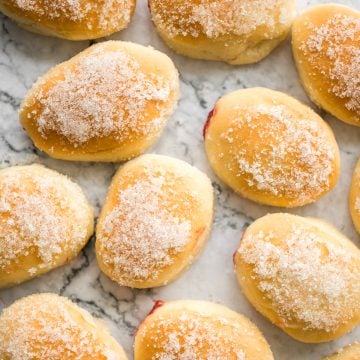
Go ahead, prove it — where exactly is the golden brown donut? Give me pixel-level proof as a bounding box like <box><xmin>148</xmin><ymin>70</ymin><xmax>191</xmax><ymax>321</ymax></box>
<box><xmin>292</xmin><ymin>4</ymin><xmax>360</xmax><ymax>126</ymax></box>
<box><xmin>20</xmin><ymin>41</ymin><xmax>179</xmax><ymax>162</ymax></box>
<box><xmin>204</xmin><ymin>87</ymin><xmax>340</xmax><ymax>207</ymax></box>
<box><xmin>0</xmin><ymin>164</ymin><xmax>94</xmax><ymax>288</ymax></box>
<box><xmin>234</xmin><ymin>213</ymin><xmax>360</xmax><ymax>343</ymax></box>
<box><xmin>134</xmin><ymin>300</ymin><xmax>274</xmax><ymax>359</ymax></box>
<box><xmin>0</xmin><ymin>0</ymin><xmax>135</xmax><ymax>40</ymax></box>
<box><xmin>96</xmin><ymin>154</ymin><xmax>214</xmax><ymax>288</ymax></box>
<box><xmin>349</xmin><ymin>159</ymin><xmax>360</xmax><ymax>234</ymax></box>
<box><xmin>148</xmin><ymin>0</ymin><xmax>296</xmax><ymax>64</ymax></box>
<box><xmin>0</xmin><ymin>293</ymin><xmax>127</xmax><ymax>359</ymax></box>
<box><xmin>324</xmin><ymin>342</ymin><xmax>360</xmax><ymax>360</ymax></box>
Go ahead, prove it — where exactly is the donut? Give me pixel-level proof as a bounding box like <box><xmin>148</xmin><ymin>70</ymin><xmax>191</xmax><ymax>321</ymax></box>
<box><xmin>234</xmin><ymin>213</ymin><xmax>360</xmax><ymax>343</ymax></box>
<box><xmin>292</xmin><ymin>4</ymin><xmax>360</xmax><ymax>126</ymax></box>
<box><xmin>20</xmin><ymin>41</ymin><xmax>179</xmax><ymax>162</ymax></box>
<box><xmin>204</xmin><ymin>87</ymin><xmax>340</xmax><ymax>207</ymax></box>
<box><xmin>0</xmin><ymin>164</ymin><xmax>94</xmax><ymax>288</ymax></box>
<box><xmin>349</xmin><ymin>159</ymin><xmax>360</xmax><ymax>234</ymax></box>
<box><xmin>324</xmin><ymin>342</ymin><xmax>360</xmax><ymax>360</ymax></box>
<box><xmin>0</xmin><ymin>0</ymin><xmax>135</xmax><ymax>40</ymax></box>
<box><xmin>96</xmin><ymin>154</ymin><xmax>214</xmax><ymax>288</ymax></box>
<box><xmin>134</xmin><ymin>300</ymin><xmax>274</xmax><ymax>359</ymax></box>
<box><xmin>0</xmin><ymin>293</ymin><xmax>127</xmax><ymax>359</ymax></box>
<box><xmin>148</xmin><ymin>0</ymin><xmax>296</xmax><ymax>64</ymax></box>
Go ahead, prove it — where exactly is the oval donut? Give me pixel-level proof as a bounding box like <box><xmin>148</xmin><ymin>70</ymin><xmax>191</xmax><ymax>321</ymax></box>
<box><xmin>0</xmin><ymin>293</ymin><xmax>128</xmax><ymax>359</ymax></box>
<box><xmin>134</xmin><ymin>300</ymin><xmax>274</xmax><ymax>359</ymax></box>
<box><xmin>20</xmin><ymin>41</ymin><xmax>179</xmax><ymax>162</ymax></box>
<box><xmin>292</xmin><ymin>4</ymin><xmax>360</xmax><ymax>126</ymax></box>
<box><xmin>204</xmin><ymin>87</ymin><xmax>340</xmax><ymax>207</ymax></box>
<box><xmin>0</xmin><ymin>0</ymin><xmax>136</xmax><ymax>40</ymax></box>
<box><xmin>234</xmin><ymin>213</ymin><xmax>360</xmax><ymax>343</ymax></box>
<box><xmin>0</xmin><ymin>164</ymin><xmax>94</xmax><ymax>288</ymax></box>
<box><xmin>149</xmin><ymin>0</ymin><xmax>296</xmax><ymax>64</ymax></box>
<box><xmin>96</xmin><ymin>154</ymin><xmax>214</xmax><ymax>288</ymax></box>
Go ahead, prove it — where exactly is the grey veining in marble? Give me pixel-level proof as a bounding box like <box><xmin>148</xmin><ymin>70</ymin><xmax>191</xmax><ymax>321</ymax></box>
<box><xmin>0</xmin><ymin>0</ymin><xmax>359</xmax><ymax>359</ymax></box>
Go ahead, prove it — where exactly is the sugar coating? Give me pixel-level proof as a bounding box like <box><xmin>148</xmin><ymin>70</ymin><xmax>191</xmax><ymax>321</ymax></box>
<box><xmin>13</xmin><ymin>0</ymin><xmax>132</xmax><ymax>28</ymax></box>
<box><xmin>301</xmin><ymin>14</ymin><xmax>360</xmax><ymax>117</ymax></box>
<box><xmin>27</xmin><ymin>44</ymin><xmax>177</xmax><ymax>147</ymax></box>
<box><xmin>138</xmin><ymin>310</ymin><xmax>260</xmax><ymax>359</ymax></box>
<box><xmin>0</xmin><ymin>294</ymin><xmax>119</xmax><ymax>359</ymax></box>
<box><xmin>151</xmin><ymin>0</ymin><xmax>292</xmax><ymax>39</ymax></box>
<box><xmin>238</xmin><ymin>224</ymin><xmax>360</xmax><ymax>332</ymax></box>
<box><xmin>0</xmin><ymin>166</ymin><xmax>89</xmax><ymax>274</ymax></box>
<box><xmin>97</xmin><ymin>166</ymin><xmax>196</xmax><ymax>284</ymax></box>
<box><xmin>217</xmin><ymin>104</ymin><xmax>336</xmax><ymax>204</ymax></box>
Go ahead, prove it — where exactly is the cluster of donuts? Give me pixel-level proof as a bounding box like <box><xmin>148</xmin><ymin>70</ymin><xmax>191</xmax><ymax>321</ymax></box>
<box><xmin>0</xmin><ymin>0</ymin><xmax>359</xmax><ymax>359</ymax></box>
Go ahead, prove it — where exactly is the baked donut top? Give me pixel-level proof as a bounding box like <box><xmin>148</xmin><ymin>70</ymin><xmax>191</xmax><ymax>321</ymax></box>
<box><xmin>237</xmin><ymin>220</ymin><xmax>360</xmax><ymax>332</ymax></box>
<box><xmin>138</xmin><ymin>306</ymin><xmax>264</xmax><ymax>359</ymax></box>
<box><xmin>24</xmin><ymin>42</ymin><xmax>178</xmax><ymax>148</ymax></box>
<box><xmin>9</xmin><ymin>0</ymin><xmax>132</xmax><ymax>28</ymax></box>
<box><xmin>0</xmin><ymin>294</ymin><xmax>118</xmax><ymax>359</ymax></box>
<box><xmin>97</xmin><ymin>164</ymin><xmax>198</xmax><ymax>283</ymax></box>
<box><xmin>150</xmin><ymin>0</ymin><xmax>293</xmax><ymax>39</ymax></box>
<box><xmin>0</xmin><ymin>165</ymin><xmax>89</xmax><ymax>272</ymax></box>
<box><xmin>209</xmin><ymin>102</ymin><xmax>337</xmax><ymax>205</ymax></box>
<box><xmin>298</xmin><ymin>11</ymin><xmax>360</xmax><ymax>118</ymax></box>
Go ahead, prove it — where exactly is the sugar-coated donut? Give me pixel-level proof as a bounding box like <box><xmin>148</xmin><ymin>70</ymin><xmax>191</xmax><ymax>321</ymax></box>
<box><xmin>96</xmin><ymin>154</ymin><xmax>214</xmax><ymax>288</ymax></box>
<box><xmin>234</xmin><ymin>213</ymin><xmax>360</xmax><ymax>343</ymax></box>
<box><xmin>20</xmin><ymin>41</ymin><xmax>179</xmax><ymax>162</ymax></box>
<box><xmin>148</xmin><ymin>0</ymin><xmax>296</xmax><ymax>64</ymax></box>
<box><xmin>349</xmin><ymin>159</ymin><xmax>360</xmax><ymax>234</ymax></box>
<box><xmin>0</xmin><ymin>293</ymin><xmax>127</xmax><ymax>359</ymax></box>
<box><xmin>324</xmin><ymin>342</ymin><xmax>360</xmax><ymax>360</ymax></box>
<box><xmin>134</xmin><ymin>300</ymin><xmax>274</xmax><ymax>359</ymax></box>
<box><xmin>204</xmin><ymin>88</ymin><xmax>340</xmax><ymax>207</ymax></box>
<box><xmin>0</xmin><ymin>164</ymin><xmax>94</xmax><ymax>288</ymax></box>
<box><xmin>292</xmin><ymin>4</ymin><xmax>360</xmax><ymax>126</ymax></box>
<box><xmin>0</xmin><ymin>0</ymin><xmax>135</xmax><ymax>40</ymax></box>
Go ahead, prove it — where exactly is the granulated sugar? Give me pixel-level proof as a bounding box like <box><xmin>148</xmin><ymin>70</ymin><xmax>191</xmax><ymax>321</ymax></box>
<box><xmin>151</xmin><ymin>0</ymin><xmax>290</xmax><ymax>38</ymax></box>
<box><xmin>28</xmin><ymin>44</ymin><xmax>176</xmax><ymax>147</ymax></box>
<box><xmin>14</xmin><ymin>0</ymin><xmax>132</xmax><ymax>28</ymax></box>
<box><xmin>98</xmin><ymin>169</ymin><xmax>193</xmax><ymax>283</ymax></box>
<box><xmin>0</xmin><ymin>294</ymin><xmax>117</xmax><ymax>359</ymax></box>
<box><xmin>139</xmin><ymin>311</ymin><xmax>254</xmax><ymax>359</ymax></box>
<box><xmin>0</xmin><ymin>166</ymin><xmax>88</xmax><ymax>273</ymax></box>
<box><xmin>239</xmin><ymin>225</ymin><xmax>360</xmax><ymax>332</ymax></box>
<box><xmin>302</xmin><ymin>14</ymin><xmax>360</xmax><ymax>116</ymax></box>
<box><xmin>220</xmin><ymin>104</ymin><xmax>335</xmax><ymax>204</ymax></box>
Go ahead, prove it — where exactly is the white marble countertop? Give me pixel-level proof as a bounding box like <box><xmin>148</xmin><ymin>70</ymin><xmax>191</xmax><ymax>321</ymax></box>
<box><xmin>0</xmin><ymin>1</ymin><xmax>359</xmax><ymax>359</ymax></box>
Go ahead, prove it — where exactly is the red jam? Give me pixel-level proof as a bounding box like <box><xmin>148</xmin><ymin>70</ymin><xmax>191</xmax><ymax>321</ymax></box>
<box><xmin>203</xmin><ymin>107</ymin><xmax>217</xmax><ymax>139</ymax></box>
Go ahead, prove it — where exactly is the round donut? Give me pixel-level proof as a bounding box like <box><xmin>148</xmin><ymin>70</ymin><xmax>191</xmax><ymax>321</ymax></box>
<box><xmin>204</xmin><ymin>87</ymin><xmax>340</xmax><ymax>208</ymax></box>
<box><xmin>96</xmin><ymin>154</ymin><xmax>214</xmax><ymax>288</ymax></box>
<box><xmin>324</xmin><ymin>342</ymin><xmax>360</xmax><ymax>360</ymax></box>
<box><xmin>134</xmin><ymin>300</ymin><xmax>274</xmax><ymax>359</ymax></box>
<box><xmin>0</xmin><ymin>0</ymin><xmax>135</xmax><ymax>40</ymax></box>
<box><xmin>0</xmin><ymin>164</ymin><xmax>94</xmax><ymax>288</ymax></box>
<box><xmin>20</xmin><ymin>41</ymin><xmax>179</xmax><ymax>162</ymax></box>
<box><xmin>0</xmin><ymin>293</ymin><xmax>127</xmax><ymax>359</ymax></box>
<box><xmin>148</xmin><ymin>0</ymin><xmax>296</xmax><ymax>64</ymax></box>
<box><xmin>350</xmin><ymin>159</ymin><xmax>360</xmax><ymax>234</ymax></box>
<box><xmin>234</xmin><ymin>213</ymin><xmax>360</xmax><ymax>343</ymax></box>
<box><xmin>292</xmin><ymin>4</ymin><xmax>360</xmax><ymax>126</ymax></box>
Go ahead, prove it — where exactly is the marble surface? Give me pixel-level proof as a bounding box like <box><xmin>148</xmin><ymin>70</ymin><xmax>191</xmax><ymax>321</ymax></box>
<box><xmin>0</xmin><ymin>0</ymin><xmax>359</xmax><ymax>359</ymax></box>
